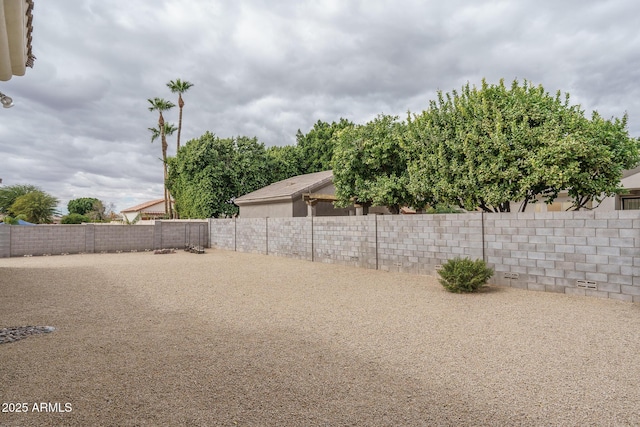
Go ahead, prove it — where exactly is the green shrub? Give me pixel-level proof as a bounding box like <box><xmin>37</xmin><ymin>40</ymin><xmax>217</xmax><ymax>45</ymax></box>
<box><xmin>3</xmin><ymin>216</ymin><xmax>18</xmax><ymax>224</ymax></box>
<box><xmin>438</xmin><ymin>257</ymin><xmax>493</xmax><ymax>293</ymax></box>
<box><xmin>61</xmin><ymin>213</ymin><xmax>89</xmax><ymax>224</ymax></box>
<box><xmin>425</xmin><ymin>205</ymin><xmax>463</xmax><ymax>214</ymax></box>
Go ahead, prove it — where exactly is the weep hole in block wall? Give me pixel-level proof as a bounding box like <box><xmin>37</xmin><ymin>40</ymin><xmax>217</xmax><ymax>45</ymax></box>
<box><xmin>575</xmin><ymin>280</ymin><xmax>598</xmax><ymax>290</ymax></box>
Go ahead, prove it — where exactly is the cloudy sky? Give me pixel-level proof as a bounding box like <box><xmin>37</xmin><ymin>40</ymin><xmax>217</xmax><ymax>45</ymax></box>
<box><xmin>1</xmin><ymin>0</ymin><xmax>639</xmax><ymax>214</ymax></box>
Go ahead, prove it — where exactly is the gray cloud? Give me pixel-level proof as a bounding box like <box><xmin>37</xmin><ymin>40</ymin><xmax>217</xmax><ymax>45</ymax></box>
<box><xmin>1</xmin><ymin>0</ymin><xmax>639</xmax><ymax>213</ymax></box>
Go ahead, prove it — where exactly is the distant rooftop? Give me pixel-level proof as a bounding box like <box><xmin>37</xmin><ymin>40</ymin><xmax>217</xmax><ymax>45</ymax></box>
<box><xmin>235</xmin><ymin>170</ymin><xmax>334</xmax><ymax>205</ymax></box>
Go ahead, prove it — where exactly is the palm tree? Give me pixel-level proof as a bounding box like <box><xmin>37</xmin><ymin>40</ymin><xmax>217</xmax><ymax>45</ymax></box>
<box><xmin>148</xmin><ymin>97</ymin><xmax>175</xmax><ymax>216</ymax></box>
<box><xmin>149</xmin><ymin>122</ymin><xmax>178</xmax><ymax>218</ymax></box>
<box><xmin>166</xmin><ymin>79</ymin><xmax>194</xmax><ymax>152</ymax></box>
<box><xmin>148</xmin><ymin>122</ymin><xmax>178</xmax><ymax>145</ymax></box>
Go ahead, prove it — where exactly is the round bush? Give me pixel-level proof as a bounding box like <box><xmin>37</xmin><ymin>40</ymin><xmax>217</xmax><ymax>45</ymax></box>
<box><xmin>61</xmin><ymin>213</ymin><xmax>89</xmax><ymax>224</ymax></box>
<box><xmin>438</xmin><ymin>257</ymin><xmax>493</xmax><ymax>293</ymax></box>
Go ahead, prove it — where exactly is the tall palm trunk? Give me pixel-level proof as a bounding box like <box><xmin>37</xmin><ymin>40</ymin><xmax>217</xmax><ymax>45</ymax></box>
<box><xmin>177</xmin><ymin>94</ymin><xmax>184</xmax><ymax>152</ymax></box>
<box><xmin>158</xmin><ymin>113</ymin><xmax>172</xmax><ymax>218</ymax></box>
<box><xmin>148</xmin><ymin>97</ymin><xmax>175</xmax><ymax>219</ymax></box>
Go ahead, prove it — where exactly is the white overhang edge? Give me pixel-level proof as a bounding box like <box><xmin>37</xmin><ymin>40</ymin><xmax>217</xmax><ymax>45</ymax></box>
<box><xmin>0</xmin><ymin>0</ymin><xmax>28</xmax><ymax>81</ymax></box>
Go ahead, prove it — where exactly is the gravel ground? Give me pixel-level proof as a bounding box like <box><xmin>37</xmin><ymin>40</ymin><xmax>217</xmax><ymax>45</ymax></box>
<box><xmin>1</xmin><ymin>249</ymin><xmax>639</xmax><ymax>426</ymax></box>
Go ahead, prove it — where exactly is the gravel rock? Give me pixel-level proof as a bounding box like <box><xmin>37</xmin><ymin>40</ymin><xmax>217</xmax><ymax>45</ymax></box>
<box><xmin>0</xmin><ymin>326</ymin><xmax>55</xmax><ymax>344</ymax></box>
<box><xmin>1</xmin><ymin>250</ymin><xmax>639</xmax><ymax>426</ymax></box>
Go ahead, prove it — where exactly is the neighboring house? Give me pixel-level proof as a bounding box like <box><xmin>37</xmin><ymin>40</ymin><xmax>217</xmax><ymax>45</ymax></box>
<box><xmin>121</xmin><ymin>199</ymin><xmax>173</xmax><ymax>223</ymax></box>
<box><xmin>613</xmin><ymin>165</ymin><xmax>640</xmax><ymax>210</ymax></box>
<box><xmin>235</xmin><ymin>170</ymin><xmax>355</xmax><ymax>218</ymax></box>
<box><xmin>513</xmin><ymin>166</ymin><xmax>640</xmax><ymax>212</ymax></box>
<box><xmin>237</xmin><ymin>166</ymin><xmax>640</xmax><ymax>217</ymax></box>
<box><xmin>0</xmin><ymin>0</ymin><xmax>35</xmax><ymax>81</ymax></box>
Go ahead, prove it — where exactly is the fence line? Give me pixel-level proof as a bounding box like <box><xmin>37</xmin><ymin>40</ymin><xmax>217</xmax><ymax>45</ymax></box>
<box><xmin>209</xmin><ymin>211</ymin><xmax>640</xmax><ymax>303</ymax></box>
<box><xmin>0</xmin><ymin>221</ymin><xmax>208</xmax><ymax>258</ymax></box>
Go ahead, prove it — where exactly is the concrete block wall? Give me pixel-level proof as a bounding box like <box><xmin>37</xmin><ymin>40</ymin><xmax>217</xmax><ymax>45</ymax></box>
<box><xmin>312</xmin><ymin>216</ymin><xmax>377</xmax><ymax>269</ymax></box>
<box><xmin>485</xmin><ymin>211</ymin><xmax>640</xmax><ymax>302</ymax></box>
<box><xmin>267</xmin><ymin>217</ymin><xmax>312</xmax><ymax>260</ymax></box>
<box><xmin>0</xmin><ymin>226</ymin><xmax>10</xmax><ymax>258</ymax></box>
<box><xmin>9</xmin><ymin>225</ymin><xmax>87</xmax><ymax>256</ymax></box>
<box><xmin>209</xmin><ymin>219</ymin><xmax>235</xmax><ymax>250</ymax></box>
<box><xmin>236</xmin><ymin>218</ymin><xmax>267</xmax><ymax>254</ymax></box>
<box><xmin>0</xmin><ymin>221</ymin><xmax>208</xmax><ymax>257</ymax></box>
<box><xmin>377</xmin><ymin>214</ymin><xmax>484</xmax><ymax>274</ymax></box>
<box><xmin>209</xmin><ymin>211</ymin><xmax>640</xmax><ymax>302</ymax></box>
<box><xmin>156</xmin><ymin>221</ymin><xmax>209</xmax><ymax>249</ymax></box>
<box><xmin>94</xmin><ymin>225</ymin><xmax>155</xmax><ymax>252</ymax></box>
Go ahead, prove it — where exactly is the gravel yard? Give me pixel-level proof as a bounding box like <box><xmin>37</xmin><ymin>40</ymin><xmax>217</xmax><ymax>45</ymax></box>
<box><xmin>1</xmin><ymin>250</ymin><xmax>639</xmax><ymax>426</ymax></box>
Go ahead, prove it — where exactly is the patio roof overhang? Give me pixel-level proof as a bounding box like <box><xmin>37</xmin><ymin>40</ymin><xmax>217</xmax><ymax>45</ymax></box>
<box><xmin>0</xmin><ymin>0</ymin><xmax>34</xmax><ymax>81</ymax></box>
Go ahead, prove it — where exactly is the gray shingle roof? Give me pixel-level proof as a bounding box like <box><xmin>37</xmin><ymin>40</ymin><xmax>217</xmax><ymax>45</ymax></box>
<box><xmin>235</xmin><ymin>170</ymin><xmax>333</xmax><ymax>205</ymax></box>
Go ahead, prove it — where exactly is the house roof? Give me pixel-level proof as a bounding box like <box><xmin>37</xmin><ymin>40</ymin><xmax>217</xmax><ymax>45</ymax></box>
<box><xmin>121</xmin><ymin>199</ymin><xmax>168</xmax><ymax>213</ymax></box>
<box><xmin>622</xmin><ymin>165</ymin><xmax>640</xmax><ymax>179</ymax></box>
<box><xmin>235</xmin><ymin>170</ymin><xmax>334</xmax><ymax>205</ymax></box>
<box><xmin>0</xmin><ymin>0</ymin><xmax>35</xmax><ymax>81</ymax></box>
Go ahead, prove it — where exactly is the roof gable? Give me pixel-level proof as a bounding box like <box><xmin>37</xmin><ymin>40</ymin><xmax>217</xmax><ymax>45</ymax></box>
<box><xmin>235</xmin><ymin>170</ymin><xmax>334</xmax><ymax>205</ymax></box>
<box><xmin>121</xmin><ymin>199</ymin><xmax>168</xmax><ymax>213</ymax></box>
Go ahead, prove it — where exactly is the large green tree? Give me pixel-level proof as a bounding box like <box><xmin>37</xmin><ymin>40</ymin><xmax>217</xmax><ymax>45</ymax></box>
<box><xmin>67</xmin><ymin>197</ymin><xmax>99</xmax><ymax>216</ymax></box>
<box><xmin>266</xmin><ymin>145</ymin><xmax>304</xmax><ymax>183</ymax></box>
<box><xmin>296</xmin><ymin>118</ymin><xmax>353</xmax><ymax>173</ymax></box>
<box><xmin>332</xmin><ymin>114</ymin><xmax>413</xmax><ymax>214</ymax></box>
<box><xmin>9</xmin><ymin>189</ymin><xmax>59</xmax><ymax>224</ymax></box>
<box><xmin>167</xmin><ymin>132</ymin><xmax>273</xmax><ymax>218</ymax></box>
<box><xmin>405</xmin><ymin>79</ymin><xmax>640</xmax><ymax>212</ymax></box>
<box><xmin>166</xmin><ymin>78</ymin><xmax>194</xmax><ymax>151</ymax></box>
<box><xmin>67</xmin><ymin>197</ymin><xmax>106</xmax><ymax>221</ymax></box>
<box><xmin>148</xmin><ymin>97</ymin><xmax>176</xmax><ymax>217</ymax></box>
<box><xmin>0</xmin><ymin>184</ymin><xmax>39</xmax><ymax>214</ymax></box>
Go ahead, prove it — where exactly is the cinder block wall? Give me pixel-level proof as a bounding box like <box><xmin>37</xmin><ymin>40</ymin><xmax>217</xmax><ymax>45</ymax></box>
<box><xmin>209</xmin><ymin>211</ymin><xmax>640</xmax><ymax>302</ymax></box>
<box><xmin>236</xmin><ymin>218</ymin><xmax>267</xmax><ymax>254</ymax></box>
<box><xmin>209</xmin><ymin>219</ymin><xmax>235</xmax><ymax>250</ymax></box>
<box><xmin>94</xmin><ymin>225</ymin><xmax>155</xmax><ymax>252</ymax></box>
<box><xmin>9</xmin><ymin>225</ymin><xmax>87</xmax><ymax>256</ymax></box>
<box><xmin>312</xmin><ymin>216</ymin><xmax>377</xmax><ymax>269</ymax></box>
<box><xmin>156</xmin><ymin>221</ymin><xmax>209</xmax><ymax>249</ymax></box>
<box><xmin>377</xmin><ymin>214</ymin><xmax>484</xmax><ymax>274</ymax></box>
<box><xmin>0</xmin><ymin>226</ymin><xmax>10</xmax><ymax>258</ymax></box>
<box><xmin>485</xmin><ymin>211</ymin><xmax>640</xmax><ymax>302</ymax></box>
<box><xmin>0</xmin><ymin>221</ymin><xmax>208</xmax><ymax>258</ymax></box>
<box><xmin>267</xmin><ymin>217</ymin><xmax>312</xmax><ymax>260</ymax></box>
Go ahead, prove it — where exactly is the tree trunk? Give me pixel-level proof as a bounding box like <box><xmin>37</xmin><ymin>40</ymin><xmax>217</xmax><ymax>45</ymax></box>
<box><xmin>177</xmin><ymin>94</ymin><xmax>184</xmax><ymax>152</ymax></box>
<box><xmin>159</xmin><ymin>113</ymin><xmax>169</xmax><ymax>216</ymax></box>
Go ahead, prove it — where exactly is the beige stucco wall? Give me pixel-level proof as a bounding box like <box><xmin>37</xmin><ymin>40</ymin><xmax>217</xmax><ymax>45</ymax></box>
<box><xmin>238</xmin><ymin>202</ymin><xmax>293</xmax><ymax>218</ymax></box>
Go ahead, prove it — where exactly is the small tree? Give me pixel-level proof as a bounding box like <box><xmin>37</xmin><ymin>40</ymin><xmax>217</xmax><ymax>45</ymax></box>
<box><xmin>0</xmin><ymin>184</ymin><xmax>39</xmax><ymax>214</ymax></box>
<box><xmin>68</xmin><ymin>197</ymin><xmax>99</xmax><ymax>216</ymax></box>
<box><xmin>9</xmin><ymin>190</ymin><xmax>59</xmax><ymax>224</ymax></box>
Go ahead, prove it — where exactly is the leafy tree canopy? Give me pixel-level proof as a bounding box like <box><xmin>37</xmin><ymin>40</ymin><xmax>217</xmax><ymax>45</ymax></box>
<box><xmin>296</xmin><ymin>118</ymin><xmax>354</xmax><ymax>173</ymax></box>
<box><xmin>266</xmin><ymin>145</ymin><xmax>304</xmax><ymax>183</ymax></box>
<box><xmin>9</xmin><ymin>190</ymin><xmax>59</xmax><ymax>224</ymax></box>
<box><xmin>68</xmin><ymin>197</ymin><xmax>98</xmax><ymax>216</ymax></box>
<box><xmin>67</xmin><ymin>197</ymin><xmax>107</xmax><ymax>221</ymax></box>
<box><xmin>332</xmin><ymin>114</ymin><xmax>413</xmax><ymax>214</ymax></box>
<box><xmin>167</xmin><ymin>132</ymin><xmax>274</xmax><ymax>218</ymax></box>
<box><xmin>0</xmin><ymin>184</ymin><xmax>39</xmax><ymax>214</ymax></box>
<box><xmin>405</xmin><ymin>79</ymin><xmax>640</xmax><ymax>212</ymax></box>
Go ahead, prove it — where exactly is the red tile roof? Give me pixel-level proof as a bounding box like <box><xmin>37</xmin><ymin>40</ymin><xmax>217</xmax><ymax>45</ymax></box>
<box><xmin>121</xmin><ymin>199</ymin><xmax>170</xmax><ymax>213</ymax></box>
